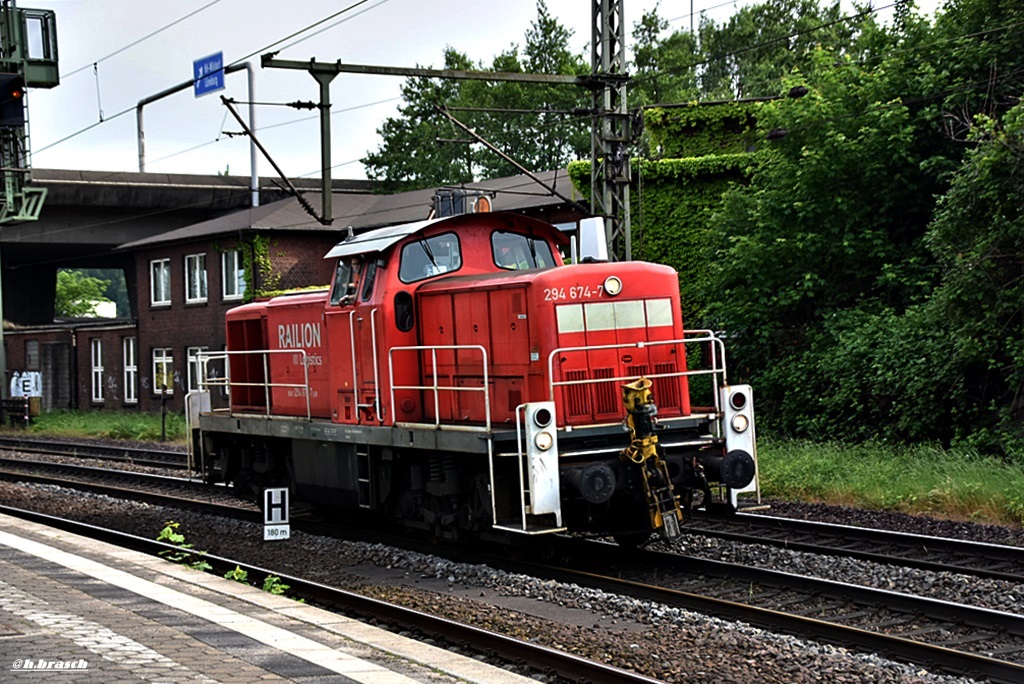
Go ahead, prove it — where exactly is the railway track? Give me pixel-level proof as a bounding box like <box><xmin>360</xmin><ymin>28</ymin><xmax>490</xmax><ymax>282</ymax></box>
<box><xmin>689</xmin><ymin>511</ymin><xmax>1024</xmax><ymax>583</ymax></box>
<box><xmin>0</xmin><ymin>456</ymin><xmax>249</xmax><ymax>516</ymax></box>
<box><xmin>530</xmin><ymin>539</ymin><xmax>1024</xmax><ymax>684</ymax></box>
<box><xmin>0</xmin><ymin>435</ymin><xmax>188</xmax><ymax>469</ymax></box>
<box><xmin>4</xmin><ymin>456</ymin><xmax>1024</xmax><ymax>681</ymax></box>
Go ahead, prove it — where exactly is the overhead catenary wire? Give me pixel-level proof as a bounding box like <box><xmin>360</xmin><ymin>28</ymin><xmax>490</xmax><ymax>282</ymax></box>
<box><xmin>35</xmin><ymin>0</ymin><xmax>393</xmax><ymax>158</ymax></box>
<box><xmin>61</xmin><ymin>0</ymin><xmax>227</xmax><ymax>80</ymax></box>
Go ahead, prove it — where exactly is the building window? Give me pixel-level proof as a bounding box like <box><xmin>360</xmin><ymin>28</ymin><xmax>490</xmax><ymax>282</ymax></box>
<box><xmin>186</xmin><ymin>346</ymin><xmax>209</xmax><ymax>392</ymax></box>
<box><xmin>25</xmin><ymin>340</ymin><xmax>39</xmax><ymax>370</ymax></box>
<box><xmin>90</xmin><ymin>338</ymin><xmax>104</xmax><ymax>403</ymax></box>
<box><xmin>185</xmin><ymin>253</ymin><xmax>208</xmax><ymax>304</ymax></box>
<box><xmin>222</xmin><ymin>249</ymin><xmax>246</xmax><ymax>301</ymax></box>
<box><xmin>150</xmin><ymin>258</ymin><xmax>171</xmax><ymax>306</ymax></box>
<box><xmin>123</xmin><ymin>337</ymin><xmax>138</xmax><ymax>405</ymax></box>
<box><xmin>152</xmin><ymin>348</ymin><xmax>173</xmax><ymax>395</ymax></box>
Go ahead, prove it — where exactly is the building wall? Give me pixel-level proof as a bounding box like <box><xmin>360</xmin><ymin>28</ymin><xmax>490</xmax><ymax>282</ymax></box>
<box><xmin>75</xmin><ymin>325</ymin><xmax>139</xmax><ymax>410</ymax></box>
<box><xmin>6</xmin><ymin>328</ymin><xmax>72</xmax><ymax>410</ymax></box>
<box><xmin>133</xmin><ymin>233</ymin><xmax>338</xmax><ymax>412</ymax></box>
<box><xmin>5</xmin><ymin>324</ymin><xmax>137</xmax><ymax>411</ymax></box>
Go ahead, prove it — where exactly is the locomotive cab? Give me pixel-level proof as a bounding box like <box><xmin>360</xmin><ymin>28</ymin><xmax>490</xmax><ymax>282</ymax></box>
<box><xmin>192</xmin><ymin>212</ymin><xmax>758</xmax><ymax>544</ymax></box>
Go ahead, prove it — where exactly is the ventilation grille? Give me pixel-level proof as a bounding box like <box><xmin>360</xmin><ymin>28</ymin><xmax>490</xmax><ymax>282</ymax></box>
<box><xmin>653</xmin><ymin>362</ymin><xmax>681</xmax><ymax>410</ymax></box>
<box><xmin>564</xmin><ymin>370</ymin><xmax>590</xmax><ymax>418</ymax></box>
<box><xmin>594</xmin><ymin>367</ymin><xmax>618</xmax><ymax>415</ymax></box>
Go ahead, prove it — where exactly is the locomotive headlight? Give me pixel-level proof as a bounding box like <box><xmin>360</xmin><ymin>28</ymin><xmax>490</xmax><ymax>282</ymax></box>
<box><xmin>603</xmin><ymin>276</ymin><xmax>622</xmax><ymax>296</ymax></box>
<box><xmin>731</xmin><ymin>414</ymin><xmax>749</xmax><ymax>433</ymax></box>
<box><xmin>534</xmin><ymin>430</ymin><xmax>554</xmax><ymax>451</ymax></box>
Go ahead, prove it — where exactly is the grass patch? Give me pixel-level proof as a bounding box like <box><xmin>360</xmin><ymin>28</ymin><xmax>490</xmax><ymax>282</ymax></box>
<box><xmin>759</xmin><ymin>440</ymin><xmax>1024</xmax><ymax>527</ymax></box>
<box><xmin>6</xmin><ymin>409</ymin><xmax>187</xmax><ymax>445</ymax></box>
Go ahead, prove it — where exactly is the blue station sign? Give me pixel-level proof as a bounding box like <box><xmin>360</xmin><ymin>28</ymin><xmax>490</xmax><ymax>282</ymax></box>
<box><xmin>193</xmin><ymin>52</ymin><xmax>225</xmax><ymax>98</ymax></box>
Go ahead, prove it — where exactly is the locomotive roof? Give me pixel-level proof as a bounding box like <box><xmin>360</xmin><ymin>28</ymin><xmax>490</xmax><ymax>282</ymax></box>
<box><xmin>323</xmin><ymin>211</ymin><xmax>565</xmax><ymax>260</ymax></box>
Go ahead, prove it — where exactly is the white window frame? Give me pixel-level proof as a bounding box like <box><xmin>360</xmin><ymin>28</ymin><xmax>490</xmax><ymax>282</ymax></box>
<box><xmin>222</xmin><ymin>249</ymin><xmax>246</xmax><ymax>301</ymax></box>
<box><xmin>150</xmin><ymin>258</ymin><xmax>171</xmax><ymax>306</ymax></box>
<box><xmin>152</xmin><ymin>348</ymin><xmax>173</xmax><ymax>395</ymax></box>
<box><xmin>90</xmin><ymin>338</ymin><xmax>104</xmax><ymax>403</ymax></box>
<box><xmin>186</xmin><ymin>346</ymin><xmax>209</xmax><ymax>393</ymax></box>
<box><xmin>185</xmin><ymin>253</ymin><xmax>208</xmax><ymax>304</ymax></box>
<box><xmin>123</xmin><ymin>337</ymin><xmax>138</xmax><ymax>405</ymax></box>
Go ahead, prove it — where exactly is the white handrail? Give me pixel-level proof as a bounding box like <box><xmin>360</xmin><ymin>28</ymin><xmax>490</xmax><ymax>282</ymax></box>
<box><xmin>388</xmin><ymin>344</ymin><xmax>490</xmax><ymax>430</ymax></box>
<box><xmin>546</xmin><ymin>332</ymin><xmax>729</xmax><ymax>415</ymax></box>
<box><xmin>348</xmin><ymin>310</ymin><xmax>360</xmax><ymax>412</ymax></box>
<box><xmin>197</xmin><ymin>349</ymin><xmax>312</xmax><ymax>420</ymax></box>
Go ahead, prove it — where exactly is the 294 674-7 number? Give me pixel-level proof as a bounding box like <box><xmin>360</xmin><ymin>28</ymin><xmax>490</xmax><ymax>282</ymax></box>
<box><xmin>543</xmin><ymin>285</ymin><xmax>604</xmax><ymax>301</ymax></box>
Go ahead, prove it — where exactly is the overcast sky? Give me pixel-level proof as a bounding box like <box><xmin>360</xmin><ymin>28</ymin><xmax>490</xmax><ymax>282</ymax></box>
<box><xmin>23</xmin><ymin>0</ymin><xmax>939</xmax><ymax>181</ymax></box>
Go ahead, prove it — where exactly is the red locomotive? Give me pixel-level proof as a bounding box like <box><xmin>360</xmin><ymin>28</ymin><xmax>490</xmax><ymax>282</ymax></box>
<box><xmin>189</xmin><ymin>211</ymin><xmax>757</xmax><ymax>544</ymax></box>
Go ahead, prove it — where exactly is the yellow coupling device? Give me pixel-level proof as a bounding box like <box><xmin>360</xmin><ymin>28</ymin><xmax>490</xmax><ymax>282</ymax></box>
<box><xmin>621</xmin><ymin>378</ymin><xmax>683</xmax><ymax>540</ymax></box>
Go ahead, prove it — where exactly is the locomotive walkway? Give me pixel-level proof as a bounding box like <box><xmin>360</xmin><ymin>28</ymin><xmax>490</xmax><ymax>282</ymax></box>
<box><xmin>0</xmin><ymin>512</ymin><xmax>532</xmax><ymax>684</ymax></box>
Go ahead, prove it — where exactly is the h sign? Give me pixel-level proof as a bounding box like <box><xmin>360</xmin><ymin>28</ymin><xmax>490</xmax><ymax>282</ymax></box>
<box><xmin>263</xmin><ymin>487</ymin><xmax>290</xmax><ymax>541</ymax></box>
<box><xmin>264</xmin><ymin>487</ymin><xmax>289</xmax><ymax>525</ymax></box>
<box><xmin>193</xmin><ymin>52</ymin><xmax>225</xmax><ymax>97</ymax></box>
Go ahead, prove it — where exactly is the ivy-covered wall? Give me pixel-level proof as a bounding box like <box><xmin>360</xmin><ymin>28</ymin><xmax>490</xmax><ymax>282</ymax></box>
<box><xmin>645</xmin><ymin>101</ymin><xmax>762</xmax><ymax>158</ymax></box>
<box><xmin>567</xmin><ymin>103</ymin><xmax>762</xmax><ymax>324</ymax></box>
<box><xmin>568</xmin><ymin>156</ymin><xmax>749</xmax><ymax>323</ymax></box>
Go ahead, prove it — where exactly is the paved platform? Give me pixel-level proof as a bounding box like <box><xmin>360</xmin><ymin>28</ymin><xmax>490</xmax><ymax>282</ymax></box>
<box><xmin>0</xmin><ymin>512</ymin><xmax>534</xmax><ymax>683</ymax></box>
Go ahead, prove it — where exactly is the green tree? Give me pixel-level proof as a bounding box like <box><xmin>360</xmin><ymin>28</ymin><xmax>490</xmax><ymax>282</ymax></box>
<box><xmin>361</xmin><ymin>47</ymin><xmax>477</xmax><ymax>192</ymax></box>
<box><xmin>630</xmin><ymin>7</ymin><xmax>699</xmax><ymax>108</ymax></box>
<box><xmin>629</xmin><ymin>0</ymin><xmax>885</xmax><ymax>105</ymax></box>
<box><xmin>55</xmin><ymin>269</ymin><xmax>113</xmax><ymax>318</ymax></box>
<box><xmin>79</xmin><ymin>268</ymin><xmax>130</xmax><ymax>317</ymax></box>
<box><xmin>475</xmin><ymin>1</ymin><xmax>589</xmax><ymax>178</ymax></box>
<box><xmin>922</xmin><ymin>103</ymin><xmax>1024</xmax><ymax>451</ymax></box>
<box><xmin>362</xmin><ymin>1</ymin><xmax>588</xmax><ymax>188</ymax></box>
<box><xmin>694</xmin><ymin>0</ymin><xmax>1024</xmax><ymax>450</ymax></box>
<box><xmin>696</xmin><ymin>0</ymin><xmax>879</xmax><ymax>99</ymax></box>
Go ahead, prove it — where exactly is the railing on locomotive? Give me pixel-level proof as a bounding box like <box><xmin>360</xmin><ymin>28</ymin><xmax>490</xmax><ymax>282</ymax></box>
<box><xmin>196</xmin><ymin>349</ymin><xmax>313</xmax><ymax>420</ymax></box>
<box><xmin>545</xmin><ymin>330</ymin><xmax>730</xmax><ymax>425</ymax></box>
<box><xmin>387</xmin><ymin>344</ymin><xmax>492</xmax><ymax>431</ymax></box>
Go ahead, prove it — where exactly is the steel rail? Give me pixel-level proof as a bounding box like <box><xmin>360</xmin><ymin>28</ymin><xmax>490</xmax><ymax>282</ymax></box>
<box><xmin>0</xmin><ymin>435</ymin><xmax>187</xmax><ymax>469</ymax></box>
<box><xmin>690</xmin><ymin>511</ymin><xmax>1024</xmax><ymax>583</ymax></box>
<box><xmin>0</xmin><ymin>458</ymin><xmax>253</xmax><ymax>519</ymax></box>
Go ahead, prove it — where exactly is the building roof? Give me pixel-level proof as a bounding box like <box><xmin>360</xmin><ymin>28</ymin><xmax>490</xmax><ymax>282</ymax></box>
<box><xmin>117</xmin><ymin>169</ymin><xmax>583</xmax><ymax>251</ymax></box>
<box><xmin>34</xmin><ymin>168</ymin><xmax>376</xmax><ymax>210</ymax></box>
<box><xmin>324</xmin><ymin>211</ymin><xmax>567</xmax><ymax>259</ymax></box>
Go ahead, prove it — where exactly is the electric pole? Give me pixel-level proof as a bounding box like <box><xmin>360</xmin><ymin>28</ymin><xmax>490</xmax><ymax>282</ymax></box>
<box><xmin>591</xmin><ymin>0</ymin><xmax>631</xmax><ymax>261</ymax></box>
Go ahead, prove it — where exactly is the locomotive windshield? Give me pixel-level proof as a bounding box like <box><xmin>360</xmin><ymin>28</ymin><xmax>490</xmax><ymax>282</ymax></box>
<box><xmin>492</xmin><ymin>231</ymin><xmax>555</xmax><ymax>270</ymax></box>
<box><xmin>399</xmin><ymin>232</ymin><xmax>462</xmax><ymax>283</ymax></box>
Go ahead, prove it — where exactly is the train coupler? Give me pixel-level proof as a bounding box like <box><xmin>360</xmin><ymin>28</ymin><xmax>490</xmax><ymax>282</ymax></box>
<box><xmin>642</xmin><ymin>458</ymin><xmax>683</xmax><ymax>540</ymax></box>
<box><xmin>622</xmin><ymin>378</ymin><xmax>685</xmax><ymax>540</ymax></box>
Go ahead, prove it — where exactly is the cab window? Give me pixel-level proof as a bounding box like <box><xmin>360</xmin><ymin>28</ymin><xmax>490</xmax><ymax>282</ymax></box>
<box><xmin>492</xmin><ymin>231</ymin><xmax>555</xmax><ymax>271</ymax></box>
<box><xmin>360</xmin><ymin>259</ymin><xmax>378</xmax><ymax>302</ymax></box>
<box><xmin>399</xmin><ymin>233</ymin><xmax>461</xmax><ymax>283</ymax></box>
<box><xmin>330</xmin><ymin>256</ymin><xmax>363</xmax><ymax>305</ymax></box>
